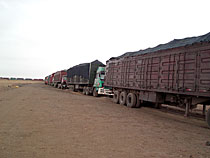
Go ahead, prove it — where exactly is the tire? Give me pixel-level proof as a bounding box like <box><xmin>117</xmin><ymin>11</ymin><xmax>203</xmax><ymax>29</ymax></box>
<box><xmin>73</xmin><ymin>85</ymin><xmax>77</xmax><ymax>92</ymax></box>
<box><xmin>113</xmin><ymin>91</ymin><xmax>120</xmax><ymax>104</ymax></box>
<box><xmin>126</xmin><ymin>93</ymin><xmax>136</xmax><ymax>108</ymax></box>
<box><xmin>85</xmin><ymin>88</ymin><xmax>90</xmax><ymax>95</ymax></box>
<box><xmin>83</xmin><ymin>87</ymin><xmax>86</xmax><ymax>95</ymax></box>
<box><xmin>206</xmin><ymin>108</ymin><xmax>210</xmax><ymax>128</ymax></box>
<box><xmin>135</xmin><ymin>94</ymin><xmax>141</xmax><ymax>108</ymax></box>
<box><xmin>93</xmin><ymin>88</ymin><xmax>98</xmax><ymax>97</ymax></box>
<box><xmin>119</xmin><ymin>91</ymin><xmax>127</xmax><ymax>105</ymax></box>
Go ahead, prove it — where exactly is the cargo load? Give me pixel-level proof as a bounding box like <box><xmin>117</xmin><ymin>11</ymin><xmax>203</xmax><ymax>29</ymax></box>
<box><xmin>114</xmin><ymin>32</ymin><xmax>210</xmax><ymax>59</ymax></box>
<box><xmin>67</xmin><ymin>60</ymin><xmax>104</xmax><ymax>85</ymax></box>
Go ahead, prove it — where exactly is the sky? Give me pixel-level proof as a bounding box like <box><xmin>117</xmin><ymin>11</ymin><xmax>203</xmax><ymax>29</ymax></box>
<box><xmin>0</xmin><ymin>0</ymin><xmax>210</xmax><ymax>79</ymax></box>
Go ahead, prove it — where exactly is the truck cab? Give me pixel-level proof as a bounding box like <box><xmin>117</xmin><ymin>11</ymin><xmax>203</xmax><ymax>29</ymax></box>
<box><xmin>93</xmin><ymin>67</ymin><xmax>113</xmax><ymax>96</ymax></box>
<box><xmin>61</xmin><ymin>75</ymin><xmax>67</xmax><ymax>89</ymax></box>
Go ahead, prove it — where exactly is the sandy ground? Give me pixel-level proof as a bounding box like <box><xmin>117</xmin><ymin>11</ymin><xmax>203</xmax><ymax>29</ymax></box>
<box><xmin>0</xmin><ymin>80</ymin><xmax>210</xmax><ymax>158</ymax></box>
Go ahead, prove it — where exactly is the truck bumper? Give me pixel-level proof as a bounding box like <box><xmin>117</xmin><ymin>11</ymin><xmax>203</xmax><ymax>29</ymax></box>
<box><xmin>98</xmin><ymin>88</ymin><xmax>113</xmax><ymax>96</ymax></box>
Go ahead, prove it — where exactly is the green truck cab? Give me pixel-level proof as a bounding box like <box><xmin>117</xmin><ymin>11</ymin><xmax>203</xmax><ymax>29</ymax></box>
<box><xmin>93</xmin><ymin>66</ymin><xmax>113</xmax><ymax>97</ymax></box>
<box><xmin>66</xmin><ymin>60</ymin><xmax>113</xmax><ymax>97</ymax></box>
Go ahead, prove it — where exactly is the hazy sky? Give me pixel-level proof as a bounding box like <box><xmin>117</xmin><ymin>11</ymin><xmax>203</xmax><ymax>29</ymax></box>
<box><xmin>0</xmin><ymin>0</ymin><xmax>210</xmax><ymax>78</ymax></box>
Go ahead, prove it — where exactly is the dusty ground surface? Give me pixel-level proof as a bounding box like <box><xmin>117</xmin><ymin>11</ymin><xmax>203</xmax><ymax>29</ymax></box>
<box><xmin>0</xmin><ymin>80</ymin><xmax>210</xmax><ymax>158</ymax></box>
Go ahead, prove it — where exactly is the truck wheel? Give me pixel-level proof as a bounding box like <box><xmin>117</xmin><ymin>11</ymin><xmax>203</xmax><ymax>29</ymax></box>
<box><xmin>83</xmin><ymin>87</ymin><xmax>86</xmax><ymax>95</ymax></box>
<box><xmin>126</xmin><ymin>93</ymin><xmax>136</xmax><ymax>108</ymax></box>
<box><xmin>135</xmin><ymin>94</ymin><xmax>141</xmax><ymax>108</ymax></box>
<box><xmin>85</xmin><ymin>88</ymin><xmax>90</xmax><ymax>95</ymax></box>
<box><xmin>206</xmin><ymin>108</ymin><xmax>210</xmax><ymax>128</ymax></box>
<box><xmin>93</xmin><ymin>88</ymin><xmax>98</xmax><ymax>97</ymax></box>
<box><xmin>73</xmin><ymin>85</ymin><xmax>77</xmax><ymax>92</ymax></box>
<box><xmin>119</xmin><ymin>91</ymin><xmax>127</xmax><ymax>105</ymax></box>
<box><xmin>113</xmin><ymin>91</ymin><xmax>120</xmax><ymax>104</ymax></box>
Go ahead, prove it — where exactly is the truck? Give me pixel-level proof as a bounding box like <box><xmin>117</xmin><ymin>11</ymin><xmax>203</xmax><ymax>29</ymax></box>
<box><xmin>52</xmin><ymin>70</ymin><xmax>67</xmax><ymax>89</ymax></box>
<box><xmin>47</xmin><ymin>75</ymin><xmax>51</xmax><ymax>85</ymax></box>
<box><xmin>104</xmin><ymin>32</ymin><xmax>210</xmax><ymax>127</ymax></box>
<box><xmin>44</xmin><ymin>76</ymin><xmax>49</xmax><ymax>84</ymax></box>
<box><xmin>67</xmin><ymin>60</ymin><xmax>112</xmax><ymax>96</ymax></box>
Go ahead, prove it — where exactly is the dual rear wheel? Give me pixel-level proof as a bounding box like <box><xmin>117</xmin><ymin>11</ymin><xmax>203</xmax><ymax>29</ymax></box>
<box><xmin>113</xmin><ymin>90</ymin><xmax>210</xmax><ymax>128</ymax></box>
<box><xmin>93</xmin><ymin>88</ymin><xmax>98</xmax><ymax>97</ymax></box>
<box><xmin>113</xmin><ymin>91</ymin><xmax>120</xmax><ymax>104</ymax></box>
<box><xmin>126</xmin><ymin>93</ymin><xmax>136</xmax><ymax>108</ymax></box>
<box><xmin>83</xmin><ymin>87</ymin><xmax>98</xmax><ymax>96</ymax></box>
<box><xmin>113</xmin><ymin>91</ymin><xmax>141</xmax><ymax>108</ymax></box>
<box><xmin>83</xmin><ymin>87</ymin><xmax>89</xmax><ymax>95</ymax></box>
<box><xmin>119</xmin><ymin>91</ymin><xmax>127</xmax><ymax>105</ymax></box>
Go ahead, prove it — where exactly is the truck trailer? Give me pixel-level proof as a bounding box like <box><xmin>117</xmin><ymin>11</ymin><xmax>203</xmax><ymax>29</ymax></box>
<box><xmin>105</xmin><ymin>32</ymin><xmax>210</xmax><ymax>127</ymax></box>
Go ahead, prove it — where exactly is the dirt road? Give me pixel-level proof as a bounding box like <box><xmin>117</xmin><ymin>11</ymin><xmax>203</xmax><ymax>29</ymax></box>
<box><xmin>0</xmin><ymin>81</ymin><xmax>210</xmax><ymax>158</ymax></box>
